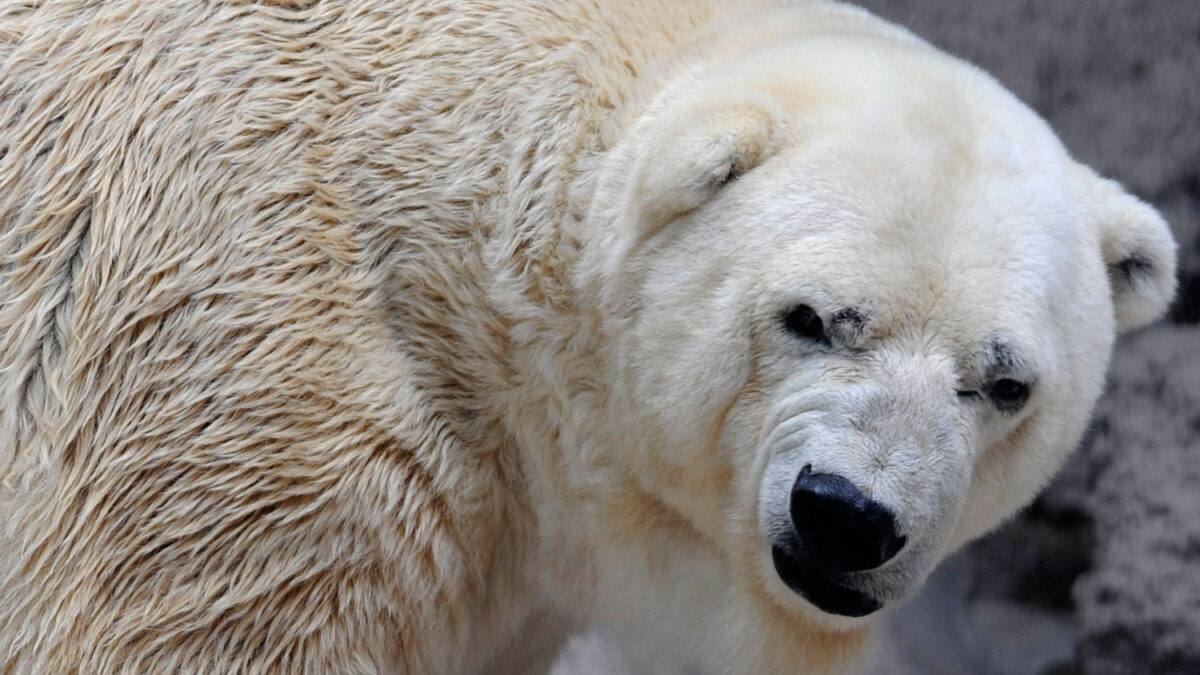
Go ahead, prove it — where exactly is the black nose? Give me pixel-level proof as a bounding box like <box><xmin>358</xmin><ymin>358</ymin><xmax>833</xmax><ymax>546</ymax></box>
<box><xmin>790</xmin><ymin>465</ymin><xmax>905</xmax><ymax>573</ymax></box>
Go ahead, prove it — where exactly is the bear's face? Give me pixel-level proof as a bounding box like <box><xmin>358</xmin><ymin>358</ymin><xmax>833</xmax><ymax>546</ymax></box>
<box><xmin>577</xmin><ymin>30</ymin><xmax>1175</xmax><ymax>631</ymax></box>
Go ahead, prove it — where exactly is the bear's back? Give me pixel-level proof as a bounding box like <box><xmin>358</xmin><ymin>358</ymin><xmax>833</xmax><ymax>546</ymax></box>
<box><xmin>0</xmin><ymin>2</ymin><xmax>540</xmax><ymax>671</ymax></box>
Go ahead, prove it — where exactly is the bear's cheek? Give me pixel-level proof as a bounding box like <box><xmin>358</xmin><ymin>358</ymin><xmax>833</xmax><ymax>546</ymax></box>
<box><xmin>619</xmin><ymin>257</ymin><xmax>758</xmax><ymax>455</ymax></box>
<box><xmin>606</xmin><ymin>321</ymin><xmax>757</xmax><ymax>545</ymax></box>
<box><xmin>950</xmin><ymin>412</ymin><xmax>1047</xmax><ymax>547</ymax></box>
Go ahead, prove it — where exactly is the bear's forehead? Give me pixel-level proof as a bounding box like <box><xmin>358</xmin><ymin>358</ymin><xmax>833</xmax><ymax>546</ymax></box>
<box><xmin>734</xmin><ymin>85</ymin><xmax>1083</xmax><ymax>319</ymax></box>
<box><xmin>730</xmin><ymin>33</ymin><xmax>1066</xmax><ymax>187</ymax></box>
<box><xmin>727</xmin><ymin>156</ymin><xmax>1072</xmax><ymax>370</ymax></box>
<box><xmin>737</xmin><ymin>145</ymin><xmax>1080</xmax><ymax>305</ymax></box>
<box><xmin>668</xmin><ymin>35</ymin><xmax>1097</xmax><ymax>372</ymax></box>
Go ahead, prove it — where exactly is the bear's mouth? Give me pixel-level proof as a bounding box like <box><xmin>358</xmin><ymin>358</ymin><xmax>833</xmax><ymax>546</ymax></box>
<box><xmin>770</xmin><ymin>543</ymin><xmax>882</xmax><ymax>618</ymax></box>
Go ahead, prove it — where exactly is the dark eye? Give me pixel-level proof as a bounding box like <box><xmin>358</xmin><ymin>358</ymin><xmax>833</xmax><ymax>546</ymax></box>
<box><xmin>987</xmin><ymin>378</ymin><xmax>1030</xmax><ymax>412</ymax></box>
<box><xmin>783</xmin><ymin>304</ymin><xmax>828</xmax><ymax>344</ymax></box>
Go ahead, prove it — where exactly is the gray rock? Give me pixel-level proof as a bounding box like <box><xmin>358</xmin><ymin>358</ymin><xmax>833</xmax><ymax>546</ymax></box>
<box><xmin>1073</xmin><ymin>325</ymin><xmax>1200</xmax><ymax>674</ymax></box>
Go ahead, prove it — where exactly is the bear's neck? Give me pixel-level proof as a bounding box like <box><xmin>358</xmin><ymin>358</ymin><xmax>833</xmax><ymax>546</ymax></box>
<box><xmin>367</xmin><ymin>0</ymin><xmax>753</xmax><ymax>629</ymax></box>
<box><xmin>370</xmin><ymin>5</ymin><xmax>725</xmax><ymax>495</ymax></box>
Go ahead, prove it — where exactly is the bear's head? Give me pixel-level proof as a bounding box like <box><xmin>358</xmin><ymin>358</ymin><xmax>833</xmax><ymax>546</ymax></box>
<box><xmin>571</xmin><ymin>6</ymin><xmax>1175</xmax><ymax>663</ymax></box>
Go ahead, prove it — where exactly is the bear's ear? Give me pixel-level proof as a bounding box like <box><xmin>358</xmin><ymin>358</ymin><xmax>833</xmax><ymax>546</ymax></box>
<box><xmin>628</xmin><ymin>93</ymin><xmax>783</xmax><ymax>239</ymax></box>
<box><xmin>1093</xmin><ymin>177</ymin><xmax>1177</xmax><ymax>333</ymax></box>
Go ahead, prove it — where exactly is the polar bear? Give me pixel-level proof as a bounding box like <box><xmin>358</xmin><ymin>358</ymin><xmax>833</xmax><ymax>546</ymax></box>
<box><xmin>0</xmin><ymin>0</ymin><xmax>1176</xmax><ymax>673</ymax></box>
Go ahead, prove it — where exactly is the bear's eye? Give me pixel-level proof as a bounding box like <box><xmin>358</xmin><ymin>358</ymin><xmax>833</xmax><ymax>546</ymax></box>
<box><xmin>783</xmin><ymin>304</ymin><xmax>828</xmax><ymax>345</ymax></box>
<box><xmin>987</xmin><ymin>378</ymin><xmax>1030</xmax><ymax>412</ymax></box>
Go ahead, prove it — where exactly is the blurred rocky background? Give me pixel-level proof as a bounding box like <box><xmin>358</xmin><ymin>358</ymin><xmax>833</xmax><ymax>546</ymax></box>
<box><xmin>555</xmin><ymin>1</ymin><xmax>1200</xmax><ymax>673</ymax></box>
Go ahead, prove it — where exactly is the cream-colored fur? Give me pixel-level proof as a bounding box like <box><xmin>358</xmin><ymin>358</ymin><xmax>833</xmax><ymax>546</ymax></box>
<box><xmin>0</xmin><ymin>1</ymin><xmax>1175</xmax><ymax>674</ymax></box>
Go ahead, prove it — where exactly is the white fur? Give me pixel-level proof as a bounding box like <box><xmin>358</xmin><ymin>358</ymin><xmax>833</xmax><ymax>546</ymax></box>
<box><xmin>0</xmin><ymin>1</ymin><xmax>1175</xmax><ymax>673</ymax></box>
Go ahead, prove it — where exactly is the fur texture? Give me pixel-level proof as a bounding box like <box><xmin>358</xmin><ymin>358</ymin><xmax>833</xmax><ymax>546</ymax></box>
<box><xmin>0</xmin><ymin>1</ymin><xmax>1175</xmax><ymax>673</ymax></box>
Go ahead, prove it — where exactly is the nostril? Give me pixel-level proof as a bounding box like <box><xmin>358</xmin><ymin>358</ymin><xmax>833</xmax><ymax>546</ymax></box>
<box><xmin>790</xmin><ymin>465</ymin><xmax>906</xmax><ymax>573</ymax></box>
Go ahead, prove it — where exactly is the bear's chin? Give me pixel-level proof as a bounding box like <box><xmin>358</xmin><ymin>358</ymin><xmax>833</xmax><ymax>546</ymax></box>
<box><xmin>770</xmin><ymin>543</ymin><xmax>883</xmax><ymax>618</ymax></box>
